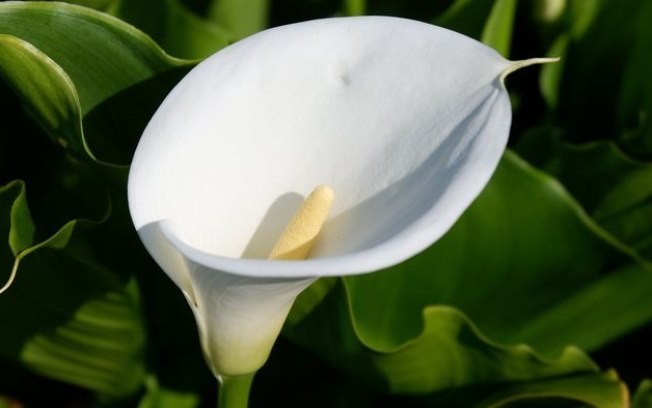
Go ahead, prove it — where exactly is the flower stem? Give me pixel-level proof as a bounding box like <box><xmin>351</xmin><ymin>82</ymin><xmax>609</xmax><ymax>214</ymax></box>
<box><xmin>218</xmin><ymin>373</ymin><xmax>255</xmax><ymax>408</ymax></box>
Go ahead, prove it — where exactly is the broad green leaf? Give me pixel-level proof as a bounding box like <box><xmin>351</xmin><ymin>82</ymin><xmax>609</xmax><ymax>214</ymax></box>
<box><xmin>288</xmin><ymin>283</ymin><xmax>627</xmax><ymax>406</ymax></box>
<box><xmin>481</xmin><ymin>0</ymin><xmax>517</xmax><ymax>57</ymax></box>
<box><xmin>206</xmin><ymin>0</ymin><xmax>268</xmax><ymax>40</ymax></box>
<box><xmin>0</xmin><ymin>2</ymin><xmax>185</xmax><ymax>114</ymax></box>
<box><xmin>500</xmin><ymin>263</ymin><xmax>652</xmax><ymax>352</ymax></box>
<box><xmin>634</xmin><ymin>380</ymin><xmax>652</xmax><ymax>408</ymax></box>
<box><xmin>17</xmin><ymin>278</ymin><xmax>144</xmax><ymax>397</ymax></box>
<box><xmin>287</xmin><ymin>150</ymin><xmax>648</xmax><ymax>405</ymax></box>
<box><xmin>368</xmin><ymin>306</ymin><xmax>598</xmax><ymax>393</ymax></box>
<box><xmin>341</xmin><ymin>151</ymin><xmax>650</xmax><ymax>356</ymax></box>
<box><xmin>0</xmin><ymin>180</ymin><xmax>145</xmax><ymax>397</ymax></box>
<box><xmin>0</xmin><ymin>1</ymin><xmax>190</xmax><ymax>165</ymax></box>
<box><xmin>116</xmin><ymin>0</ymin><xmax>231</xmax><ymax>60</ymax></box>
<box><xmin>517</xmin><ymin>134</ymin><xmax>652</xmax><ymax>259</ymax></box>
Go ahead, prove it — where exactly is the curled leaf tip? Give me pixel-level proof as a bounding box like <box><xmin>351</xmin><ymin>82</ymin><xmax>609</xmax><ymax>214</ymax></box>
<box><xmin>501</xmin><ymin>57</ymin><xmax>561</xmax><ymax>81</ymax></box>
<box><xmin>268</xmin><ymin>185</ymin><xmax>334</xmax><ymax>260</ymax></box>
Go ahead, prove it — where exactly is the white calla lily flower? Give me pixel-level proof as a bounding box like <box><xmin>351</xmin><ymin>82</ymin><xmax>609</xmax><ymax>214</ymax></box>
<box><xmin>128</xmin><ymin>16</ymin><xmax>554</xmax><ymax>379</ymax></box>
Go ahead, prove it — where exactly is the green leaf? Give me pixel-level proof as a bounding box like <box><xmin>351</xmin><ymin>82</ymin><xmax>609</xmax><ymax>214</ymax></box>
<box><xmin>0</xmin><ymin>2</ymin><xmax>185</xmax><ymax>114</ymax></box>
<box><xmin>481</xmin><ymin>0</ymin><xmax>517</xmax><ymax>57</ymax></box>
<box><xmin>368</xmin><ymin>306</ymin><xmax>599</xmax><ymax>393</ymax></box>
<box><xmin>0</xmin><ymin>180</ymin><xmax>145</xmax><ymax>397</ymax></box>
<box><xmin>517</xmin><ymin>134</ymin><xmax>652</xmax><ymax>259</ymax></box>
<box><xmin>288</xmin><ymin>284</ymin><xmax>627</xmax><ymax>406</ymax></box>
<box><xmin>0</xmin><ymin>1</ymin><xmax>190</xmax><ymax>165</ymax></box>
<box><xmin>116</xmin><ymin>0</ymin><xmax>231</xmax><ymax>60</ymax></box>
<box><xmin>341</xmin><ymin>151</ymin><xmax>650</xmax><ymax>356</ymax></box>
<box><xmin>434</xmin><ymin>0</ymin><xmax>516</xmax><ymax>56</ymax></box>
<box><xmin>479</xmin><ymin>370</ymin><xmax>628</xmax><ymax>408</ymax></box>
<box><xmin>61</xmin><ymin>0</ymin><xmax>118</xmax><ymax>12</ymax></box>
<box><xmin>616</xmin><ymin>1</ymin><xmax>652</xmax><ymax>157</ymax></box>
<box><xmin>0</xmin><ymin>34</ymin><xmax>83</xmax><ymax>155</ymax></box>
<box><xmin>287</xmin><ymin>150</ymin><xmax>648</xmax><ymax>405</ymax></box>
<box><xmin>541</xmin><ymin>0</ymin><xmax>652</xmax><ymax>156</ymax></box>
<box><xmin>206</xmin><ymin>0</ymin><xmax>269</xmax><ymax>40</ymax></box>
<box><xmin>501</xmin><ymin>263</ymin><xmax>652</xmax><ymax>353</ymax></box>
<box><xmin>0</xmin><ymin>180</ymin><xmax>34</xmax><ymax>256</ymax></box>
<box><xmin>634</xmin><ymin>380</ymin><xmax>652</xmax><ymax>408</ymax></box>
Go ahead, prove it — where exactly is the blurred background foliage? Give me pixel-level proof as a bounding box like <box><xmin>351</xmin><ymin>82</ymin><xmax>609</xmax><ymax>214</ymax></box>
<box><xmin>0</xmin><ymin>0</ymin><xmax>651</xmax><ymax>406</ymax></box>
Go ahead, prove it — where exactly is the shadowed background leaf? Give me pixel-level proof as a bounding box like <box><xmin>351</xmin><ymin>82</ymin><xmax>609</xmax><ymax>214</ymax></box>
<box><xmin>0</xmin><ymin>180</ymin><xmax>145</xmax><ymax>397</ymax></box>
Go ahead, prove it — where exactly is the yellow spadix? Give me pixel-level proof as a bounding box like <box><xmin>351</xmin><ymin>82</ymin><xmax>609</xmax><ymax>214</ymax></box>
<box><xmin>268</xmin><ymin>185</ymin><xmax>334</xmax><ymax>260</ymax></box>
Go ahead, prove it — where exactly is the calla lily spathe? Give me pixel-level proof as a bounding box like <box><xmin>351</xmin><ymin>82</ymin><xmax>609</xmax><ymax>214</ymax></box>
<box><xmin>128</xmin><ymin>16</ymin><xmax>551</xmax><ymax>378</ymax></box>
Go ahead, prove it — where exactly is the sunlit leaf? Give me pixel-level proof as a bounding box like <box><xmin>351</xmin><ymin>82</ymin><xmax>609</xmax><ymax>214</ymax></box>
<box><xmin>0</xmin><ymin>1</ymin><xmax>190</xmax><ymax>165</ymax></box>
<box><xmin>288</xmin><ymin>283</ymin><xmax>627</xmax><ymax>406</ymax></box>
<box><xmin>286</xmin><ymin>150</ymin><xmax>649</xmax><ymax>405</ymax></box>
<box><xmin>0</xmin><ymin>34</ymin><xmax>83</xmax><ymax>156</ymax></box>
<box><xmin>0</xmin><ymin>2</ymin><xmax>186</xmax><ymax>114</ymax></box>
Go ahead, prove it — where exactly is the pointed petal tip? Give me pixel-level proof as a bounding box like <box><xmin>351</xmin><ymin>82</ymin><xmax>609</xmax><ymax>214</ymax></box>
<box><xmin>500</xmin><ymin>57</ymin><xmax>561</xmax><ymax>82</ymax></box>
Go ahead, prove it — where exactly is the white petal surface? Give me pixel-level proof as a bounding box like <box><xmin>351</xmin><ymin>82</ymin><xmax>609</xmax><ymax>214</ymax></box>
<box><xmin>152</xmin><ymin>220</ymin><xmax>315</xmax><ymax>377</ymax></box>
<box><xmin>129</xmin><ymin>16</ymin><xmax>514</xmax><ymax>279</ymax></box>
<box><xmin>187</xmin><ymin>261</ymin><xmax>314</xmax><ymax>376</ymax></box>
